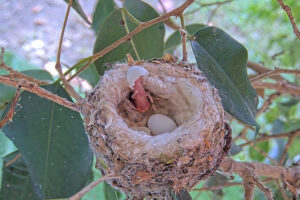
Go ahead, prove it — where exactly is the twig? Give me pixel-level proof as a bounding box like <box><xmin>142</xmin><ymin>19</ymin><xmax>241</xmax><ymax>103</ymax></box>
<box><xmin>198</xmin><ymin>0</ymin><xmax>234</xmax><ymax>7</ymax></box>
<box><xmin>207</xmin><ymin>4</ymin><xmax>221</xmax><ymax>24</ymax></box>
<box><xmin>276</xmin><ymin>180</ymin><xmax>289</xmax><ymax>200</ymax></box>
<box><xmin>0</xmin><ymin>85</ymin><xmax>21</xmax><ymax>128</ymax></box>
<box><xmin>221</xmin><ymin>158</ymin><xmax>300</xmax><ymax>198</ymax></box>
<box><xmin>5</xmin><ymin>153</ymin><xmax>22</xmax><ymax>167</ymax></box>
<box><xmin>194</xmin><ymin>178</ymin><xmax>273</xmax><ymax>191</ymax></box>
<box><xmin>0</xmin><ymin>76</ymin><xmax>78</xmax><ymax>112</ymax></box>
<box><xmin>256</xmin><ymin>92</ymin><xmax>281</xmax><ymax>116</ymax></box>
<box><xmin>277</xmin><ymin>0</ymin><xmax>300</xmax><ymax>40</ymax></box>
<box><xmin>251</xmin><ymin>67</ymin><xmax>300</xmax><ymax>82</ymax></box>
<box><xmin>279</xmin><ymin>134</ymin><xmax>297</xmax><ymax>165</ymax></box>
<box><xmin>157</xmin><ymin>0</ymin><xmax>167</xmax><ymax>13</ymax></box>
<box><xmin>179</xmin><ymin>15</ymin><xmax>187</xmax><ymax>61</ymax></box>
<box><xmin>220</xmin><ymin>158</ymin><xmax>273</xmax><ymax>200</ymax></box>
<box><xmin>239</xmin><ymin>128</ymin><xmax>300</xmax><ymax>147</ymax></box>
<box><xmin>77</xmin><ymin>0</ymin><xmax>195</xmax><ymax>74</ymax></box>
<box><xmin>69</xmin><ymin>173</ymin><xmax>117</xmax><ymax>200</ymax></box>
<box><xmin>55</xmin><ymin>0</ymin><xmax>82</xmax><ymax>102</ymax></box>
<box><xmin>252</xmin><ymin>81</ymin><xmax>300</xmax><ymax>96</ymax></box>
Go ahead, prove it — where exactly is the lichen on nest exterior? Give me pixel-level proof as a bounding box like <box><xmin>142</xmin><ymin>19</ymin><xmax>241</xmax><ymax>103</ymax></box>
<box><xmin>80</xmin><ymin>58</ymin><xmax>232</xmax><ymax>199</ymax></box>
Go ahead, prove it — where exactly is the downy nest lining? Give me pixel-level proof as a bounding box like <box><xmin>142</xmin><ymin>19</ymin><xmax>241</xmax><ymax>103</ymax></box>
<box><xmin>81</xmin><ymin>59</ymin><xmax>231</xmax><ymax>199</ymax></box>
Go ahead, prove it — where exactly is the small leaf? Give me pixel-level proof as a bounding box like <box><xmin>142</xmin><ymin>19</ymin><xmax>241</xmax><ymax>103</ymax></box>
<box><xmin>64</xmin><ymin>0</ymin><xmax>91</xmax><ymax>24</ymax></box>
<box><xmin>2</xmin><ymin>83</ymin><xmax>93</xmax><ymax>199</ymax></box>
<box><xmin>0</xmin><ymin>151</ymin><xmax>38</xmax><ymax>200</ymax></box>
<box><xmin>191</xmin><ymin>26</ymin><xmax>258</xmax><ymax>129</ymax></box>
<box><xmin>104</xmin><ymin>182</ymin><xmax>122</xmax><ymax>200</ymax></box>
<box><xmin>92</xmin><ymin>0</ymin><xmax>116</xmax><ymax>34</ymax></box>
<box><xmin>249</xmin><ymin>141</ymin><xmax>270</xmax><ymax>161</ymax></box>
<box><xmin>165</xmin><ymin>24</ymin><xmax>205</xmax><ymax>52</ymax></box>
<box><xmin>94</xmin><ymin>0</ymin><xmax>165</xmax><ymax>75</ymax></box>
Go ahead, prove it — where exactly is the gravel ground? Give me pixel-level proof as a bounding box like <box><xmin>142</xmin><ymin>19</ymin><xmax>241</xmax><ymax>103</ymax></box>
<box><xmin>0</xmin><ymin>0</ymin><xmax>97</xmax><ymax>74</ymax></box>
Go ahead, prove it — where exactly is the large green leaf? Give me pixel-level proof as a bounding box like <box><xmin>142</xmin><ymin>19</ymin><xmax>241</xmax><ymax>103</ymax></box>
<box><xmin>94</xmin><ymin>0</ymin><xmax>165</xmax><ymax>75</ymax></box>
<box><xmin>2</xmin><ymin>83</ymin><xmax>93</xmax><ymax>199</ymax></box>
<box><xmin>63</xmin><ymin>0</ymin><xmax>90</xmax><ymax>24</ymax></box>
<box><xmin>165</xmin><ymin>24</ymin><xmax>205</xmax><ymax>53</ymax></box>
<box><xmin>0</xmin><ymin>151</ymin><xmax>38</xmax><ymax>200</ymax></box>
<box><xmin>92</xmin><ymin>0</ymin><xmax>116</xmax><ymax>34</ymax></box>
<box><xmin>191</xmin><ymin>26</ymin><xmax>258</xmax><ymax>128</ymax></box>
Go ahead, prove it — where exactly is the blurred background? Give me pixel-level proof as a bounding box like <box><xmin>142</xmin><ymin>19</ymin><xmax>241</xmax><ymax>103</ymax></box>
<box><xmin>0</xmin><ymin>0</ymin><xmax>299</xmax><ymax>199</ymax></box>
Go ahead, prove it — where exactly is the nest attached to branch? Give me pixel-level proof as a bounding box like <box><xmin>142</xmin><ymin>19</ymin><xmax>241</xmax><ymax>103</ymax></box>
<box><xmin>81</xmin><ymin>59</ymin><xmax>231</xmax><ymax>199</ymax></box>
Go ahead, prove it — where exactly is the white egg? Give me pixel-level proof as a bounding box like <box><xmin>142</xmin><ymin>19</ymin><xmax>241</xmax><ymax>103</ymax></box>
<box><xmin>147</xmin><ymin>114</ymin><xmax>177</xmax><ymax>135</ymax></box>
<box><xmin>127</xmin><ymin>66</ymin><xmax>149</xmax><ymax>89</ymax></box>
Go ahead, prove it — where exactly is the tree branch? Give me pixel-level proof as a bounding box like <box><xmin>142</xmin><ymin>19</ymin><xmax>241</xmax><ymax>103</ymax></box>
<box><xmin>252</xmin><ymin>81</ymin><xmax>300</xmax><ymax>96</ymax></box>
<box><xmin>55</xmin><ymin>0</ymin><xmax>82</xmax><ymax>102</ymax></box>
<box><xmin>77</xmin><ymin>0</ymin><xmax>195</xmax><ymax>74</ymax></box>
<box><xmin>239</xmin><ymin>128</ymin><xmax>300</xmax><ymax>147</ymax></box>
<box><xmin>0</xmin><ymin>84</ymin><xmax>21</xmax><ymax>128</ymax></box>
<box><xmin>0</xmin><ymin>76</ymin><xmax>78</xmax><ymax>112</ymax></box>
<box><xmin>277</xmin><ymin>0</ymin><xmax>300</xmax><ymax>40</ymax></box>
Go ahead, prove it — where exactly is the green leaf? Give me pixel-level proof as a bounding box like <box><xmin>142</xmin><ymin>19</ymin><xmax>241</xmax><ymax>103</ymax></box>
<box><xmin>191</xmin><ymin>26</ymin><xmax>258</xmax><ymax>129</ymax></box>
<box><xmin>94</xmin><ymin>0</ymin><xmax>165</xmax><ymax>75</ymax></box>
<box><xmin>64</xmin><ymin>0</ymin><xmax>91</xmax><ymax>24</ymax></box>
<box><xmin>92</xmin><ymin>0</ymin><xmax>115</xmax><ymax>34</ymax></box>
<box><xmin>2</xmin><ymin>83</ymin><xmax>93</xmax><ymax>199</ymax></box>
<box><xmin>22</xmin><ymin>69</ymin><xmax>53</xmax><ymax>82</ymax></box>
<box><xmin>165</xmin><ymin>24</ymin><xmax>205</xmax><ymax>52</ymax></box>
<box><xmin>249</xmin><ymin>141</ymin><xmax>270</xmax><ymax>161</ymax></box>
<box><xmin>104</xmin><ymin>182</ymin><xmax>122</xmax><ymax>200</ymax></box>
<box><xmin>0</xmin><ymin>151</ymin><xmax>38</xmax><ymax>200</ymax></box>
<box><xmin>79</xmin><ymin>63</ymin><xmax>100</xmax><ymax>87</ymax></box>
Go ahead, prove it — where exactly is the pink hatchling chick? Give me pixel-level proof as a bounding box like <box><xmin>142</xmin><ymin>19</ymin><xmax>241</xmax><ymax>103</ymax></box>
<box><xmin>127</xmin><ymin>66</ymin><xmax>154</xmax><ymax>113</ymax></box>
<box><xmin>132</xmin><ymin>77</ymin><xmax>150</xmax><ymax>112</ymax></box>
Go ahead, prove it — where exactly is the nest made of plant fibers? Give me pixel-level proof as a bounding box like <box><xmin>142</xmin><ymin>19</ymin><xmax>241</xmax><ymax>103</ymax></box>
<box><xmin>80</xmin><ymin>59</ymin><xmax>232</xmax><ymax>199</ymax></box>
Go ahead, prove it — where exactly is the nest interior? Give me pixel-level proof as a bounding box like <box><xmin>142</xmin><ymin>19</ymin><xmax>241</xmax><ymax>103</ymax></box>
<box><xmin>81</xmin><ymin>60</ymin><xmax>231</xmax><ymax>199</ymax></box>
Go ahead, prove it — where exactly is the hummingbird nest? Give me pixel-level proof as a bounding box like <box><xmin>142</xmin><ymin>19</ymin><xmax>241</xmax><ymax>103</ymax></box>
<box><xmin>80</xmin><ymin>59</ymin><xmax>231</xmax><ymax>199</ymax></box>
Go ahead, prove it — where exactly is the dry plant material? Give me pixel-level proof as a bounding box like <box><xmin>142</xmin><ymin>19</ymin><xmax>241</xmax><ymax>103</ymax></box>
<box><xmin>80</xmin><ymin>59</ymin><xmax>231</xmax><ymax>199</ymax></box>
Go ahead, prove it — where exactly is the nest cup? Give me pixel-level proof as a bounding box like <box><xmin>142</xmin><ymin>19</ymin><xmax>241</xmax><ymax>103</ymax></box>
<box><xmin>81</xmin><ymin>59</ymin><xmax>231</xmax><ymax>199</ymax></box>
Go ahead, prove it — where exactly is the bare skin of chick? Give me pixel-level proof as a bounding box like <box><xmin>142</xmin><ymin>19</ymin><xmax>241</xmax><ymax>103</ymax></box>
<box><xmin>131</xmin><ymin>77</ymin><xmax>156</xmax><ymax>112</ymax></box>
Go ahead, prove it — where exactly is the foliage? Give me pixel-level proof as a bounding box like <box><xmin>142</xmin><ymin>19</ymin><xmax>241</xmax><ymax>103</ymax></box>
<box><xmin>0</xmin><ymin>0</ymin><xmax>299</xmax><ymax>199</ymax></box>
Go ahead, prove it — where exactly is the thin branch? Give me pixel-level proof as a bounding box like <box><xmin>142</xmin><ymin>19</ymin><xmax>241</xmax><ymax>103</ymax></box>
<box><xmin>277</xmin><ymin>0</ymin><xmax>300</xmax><ymax>40</ymax></box>
<box><xmin>221</xmin><ymin>158</ymin><xmax>300</xmax><ymax>196</ymax></box>
<box><xmin>198</xmin><ymin>0</ymin><xmax>234</xmax><ymax>7</ymax></box>
<box><xmin>5</xmin><ymin>153</ymin><xmax>22</xmax><ymax>167</ymax></box>
<box><xmin>252</xmin><ymin>81</ymin><xmax>300</xmax><ymax>96</ymax></box>
<box><xmin>78</xmin><ymin>0</ymin><xmax>195</xmax><ymax>74</ymax></box>
<box><xmin>157</xmin><ymin>0</ymin><xmax>167</xmax><ymax>13</ymax></box>
<box><xmin>179</xmin><ymin>14</ymin><xmax>187</xmax><ymax>61</ymax></box>
<box><xmin>0</xmin><ymin>76</ymin><xmax>78</xmax><ymax>112</ymax></box>
<box><xmin>251</xmin><ymin>67</ymin><xmax>300</xmax><ymax>82</ymax></box>
<box><xmin>256</xmin><ymin>92</ymin><xmax>281</xmax><ymax>116</ymax></box>
<box><xmin>279</xmin><ymin>134</ymin><xmax>297</xmax><ymax>165</ymax></box>
<box><xmin>69</xmin><ymin>173</ymin><xmax>117</xmax><ymax>200</ymax></box>
<box><xmin>220</xmin><ymin>158</ymin><xmax>273</xmax><ymax>200</ymax></box>
<box><xmin>0</xmin><ymin>85</ymin><xmax>21</xmax><ymax>128</ymax></box>
<box><xmin>276</xmin><ymin>180</ymin><xmax>289</xmax><ymax>200</ymax></box>
<box><xmin>239</xmin><ymin>128</ymin><xmax>300</xmax><ymax>147</ymax></box>
<box><xmin>55</xmin><ymin>0</ymin><xmax>82</xmax><ymax>102</ymax></box>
